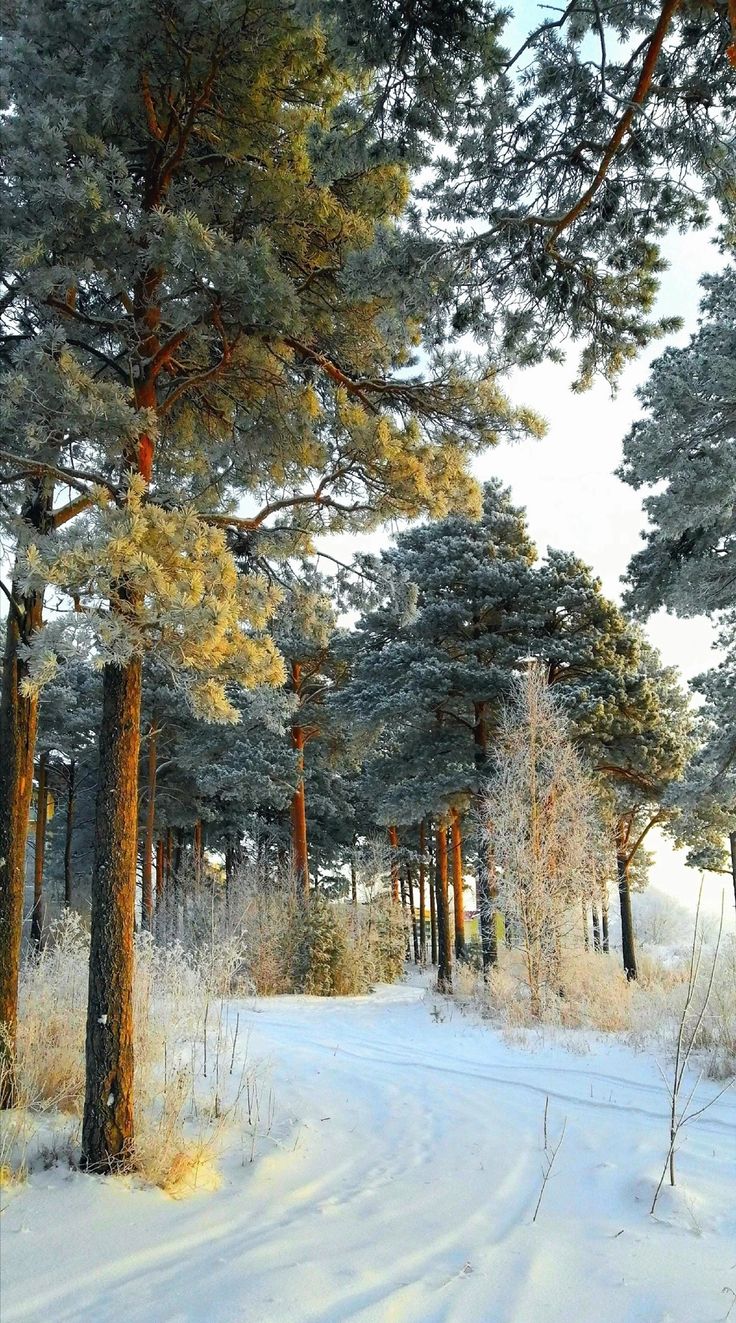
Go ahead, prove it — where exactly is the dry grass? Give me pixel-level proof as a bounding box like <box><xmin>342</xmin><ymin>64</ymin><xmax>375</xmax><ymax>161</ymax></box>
<box><xmin>460</xmin><ymin>930</ymin><xmax>736</xmax><ymax>1082</ymax></box>
<box><xmin>1</xmin><ymin>912</ymin><xmax>267</xmax><ymax>1195</ymax></box>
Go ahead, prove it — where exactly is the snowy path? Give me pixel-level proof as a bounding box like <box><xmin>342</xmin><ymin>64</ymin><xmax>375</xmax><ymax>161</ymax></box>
<box><xmin>2</xmin><ymin>980</ymin><xmax>735</xmax><ymax>1323</ymax></box>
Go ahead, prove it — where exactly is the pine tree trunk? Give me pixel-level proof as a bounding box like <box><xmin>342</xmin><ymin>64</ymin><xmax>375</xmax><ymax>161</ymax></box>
<box><xmin>450</xmin><ymin>806</ymin><xmax>465</xmax><ymax>959</ymax></box>
<box><xmin>399</xmin><ymin>868</ymin><xmax>411</xmax><ymax>959</ymax></box>
<box><xmin>30</xmin><ymin>752</ymin><xmax>49</xmax><ymax>950</ymax></box>
<box><xmin>0</xmin><ymin>499</ymin><xmax>49</xmax><ymax>1104</ymax></box>
<box><xmin>592</xmin><ymin>904</ymin><xmax>601</xmax><ymax>953</ymax></box>
<box><xmin>82</xmin><ymin>657</ymin><xmax>142</xmax><ymax>1171</ymax></box>
<box><xmin>155</xmin><ymin>838</ymin><xmax>165</xmax><ymax>919</ymax></box>
<box><xmin>63</xmin><ymin>760</ymin><xmax>76</xmax><ymax>909</ymax></box>
<box><xmin>224</xmin><ymin>837</ymin><xmax>235</xmax><ymax>897</ymax></box>
<box><xmin>141</xmin><ymin>724</ymin><xmax>157</xmax><ymax>932</ymax></box>
<box><xmin>435</xmin><ymin>822</ymin><xmax>452</xmax><ymax>992</ymax></box>
<box><xmin>193</xmin><ymin>818</ymin><xmax>203</xmax><ymax>893</ymax></box>
<box><xmin>428</xmin><ymin>825</ymin><xmax>437</xmax><ymax>966</ymax></box>
<box><xmin>730</xmin><ymin>832</ymin><xmax>736</xmax><ymax>917</ymax></box>
<box><xmin>473</xmin><ymin>701</ymin><xmax>496</xmax><ymax>971</ymax></box>
<box><xmin>0</xmin><ymin>617</ymin><xmax>41</xmax><ymax>1104</ymax></box>
<box><xmin>388</xmin><ymin>824</ymin><xmax>400</xmax><ymax>902</ymax></box>
<box><xmin>406</xmin><ymin>863</ymin><xmax>420</xmax><ymax>963</ymax></box>
<box><xmin>290</xmin><ymin>663</ymin><xmax>309</xmax><ymax>895</ymax></box>
<box><xmin>418</xmin><ymin>822</ymin><xmax>427</xmax><ymax>964</ymax></box>
<box><xmin>617</xmin><ymin>849</ymin><xmax>637</xmax><ymax>980</ymax></box>
<box><xmin>581</xmin><ymin>897</ymin><xmax>589</xmax><ymax>952</ymax></box>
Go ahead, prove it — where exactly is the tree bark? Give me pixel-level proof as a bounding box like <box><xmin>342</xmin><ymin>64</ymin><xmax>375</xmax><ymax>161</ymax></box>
<box><xmin>30</xmin><ymin>752</ymin><xmax>49</xmax><ymax>950</ymax></box>
<box><xmin>388</xmin><ymin>824</ymin><xmax>400</xmax><ymax>902</ymax></box>
<box><xmin>418</xmin><ymin>822</ymin><xmax>426</xmax><ymax>964</ymax></box>
<box><xmin>63</xmin><ymin>760</ymin><xmax>76</xmax><ymax>909</ymax></box>
<box><xmin>592</xmin><ymin>903</ymin><xmax>601</xmax><ymax>953</ymax></box>
<box><xmin>0</xmin><ymin>615</ymin><xmax>42</xmax><ymax>1104</ymax></box>
<box><xmin>428</xmin><ymin>825</ymin><xmax>437</xmax><ymax>966</ymax></box>
<box><xmin>473</xmin><ymin>700</ymin><xmax>496</xmax><ymax>971</ymax></box>
<box><xmin>193</xmin><ymin>817</ymin><xmax>203</xmax><ymax>893</ymax></box>
<box><xmin>350</xmin><ymin>848</ymin><xmax>357</xmax><ymax>906</ymax></box>
<box><xmin>617</xmin><ymin>848</ymin><xmax>637</xmax><ymax>980</ymax></box>
<box><xmin>450</xmin><ymin>806</ymin><xmax>465</xmax><ymax>959</ymax></box>
<box><xmin>82</xmin><ymin>657</ymin><xmax>142</xmax><ymax>1171</ymax></box>
<box><xmin>155</xmin><ymin>838</ymin><xmax>165</xmax><ymax>917</ymax></box>
<box><xmin>435</xmin><ymin>822</ymin><xmax>452</xmax><ymax>992</ymax></box>
<box><xmin>581</xmin><ymin>897</ymin><xmax>589</xmax><ymax>952</ymax></box>
<box><xmin>141</xmin><ymin>724</ymin><xmax>157</xmax><ymax>932</ymax></box>
<box><xmin>406</xmin><ymin>863</ymin><xmax>420</xmax><ymax>963</ymax></box>
<box><xmin>290</xmin><ymin>662</ymin><xmax>309</xmax><ymax>895</ymax></box>
<box><xmin>0</xmin><ymin>482</ymin><xmax>51</xmax><ymax>1104</ymax></box>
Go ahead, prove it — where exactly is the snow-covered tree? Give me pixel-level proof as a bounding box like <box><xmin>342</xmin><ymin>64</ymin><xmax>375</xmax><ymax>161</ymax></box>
<box><xmin>619</xmin><ymin>266</ymin><xmax>736</xmax><ymax>623</ymax></box>
<box><xmin>487</xmin><ymin>667</ymin><xmax>604</xmax><ymax>1017</ymax></box>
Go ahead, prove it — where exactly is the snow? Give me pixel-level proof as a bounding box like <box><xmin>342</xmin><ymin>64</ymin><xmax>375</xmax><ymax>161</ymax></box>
<box><xmin>3</xmin><ymin>978</ymin><xmax>735</xmax><ymax>1323</ymax></box>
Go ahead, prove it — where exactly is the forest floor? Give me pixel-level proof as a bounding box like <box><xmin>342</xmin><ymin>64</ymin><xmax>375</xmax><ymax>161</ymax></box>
<box><xmin>2</xmin><ymin>975</ymin><xmax>735</xmax><ymax>1323</ymax></box>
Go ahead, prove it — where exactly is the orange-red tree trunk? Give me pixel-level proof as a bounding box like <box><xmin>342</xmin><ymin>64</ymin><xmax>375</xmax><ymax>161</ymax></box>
<box><xmin>0</xmin><ymin>480</ymin><xmax>51</xmax><ymax>1104</ymax></box>
<box><xmin>82</xmin><ymin>656</ymin><xmax>142</xmax><ymax>1170</ymax></box>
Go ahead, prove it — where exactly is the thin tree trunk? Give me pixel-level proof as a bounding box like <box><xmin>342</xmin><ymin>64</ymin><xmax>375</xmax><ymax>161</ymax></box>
<box><xmin>82</xmin><ymin>657</ymin><xmax>142</xmax><ymax>1171</ymax></box>
<box><xmin>450</xmin><ymin>806</ymin><xmax>465</xmax><ymax>959</ymax></box>
<box><xmin>388</xmin><ymin>824</ymin><xmax>400</xmax><ymax>902</ymax></box>
<box><xmin>63</xmin><ymin>760</ymin><xmax>76</xmax><ymax>909</ymax></box>
<box><xmin>290</xmin><ymin>662</ymin><xmax>309</xmax><ymax>895</ymax></box>
<box><xmin>141</xmin><ymin>724</ymin><xmax>157</xmax><ymax>932</ymax></box>
<box><xmin>418</xmin><ymin>822</ymin><xmax>427</xmax><ymax>964</ymax></box>
<box><xmin>428</xmin><ymin>825</ymin><xmax>437</xmax><ymax>966</ymax></box>
<box><xmin>435</xmin><ymin>822</ymin><xmax>452</xmax><ymax>992</ymax></box>
<box><xmin>592</xmin><ymin>903</ymin><xmax>601</xmax><ymax>953</ymax></box>
<box><xmin>0</xmin><ymin>483</ymin><xmax>50</xmax><ymax>1104</ymax></box>
<box><xmin>155</xmin><ymin>838</ymin><xmax>165</xmax><ymax>919</ymax></box>
<box><xmin>399</xmin><ymin>868</ymin><xmax>411</xmax><ymax>959</ymax></box>
<box><xmin>406</xmin><ymin>863</ymin><xmax>420</xmax><ymax>963</ymax></box>
<box><xmin>224</xmin><ymin>836</ymin><xmax>235</xmax><ymax>897</ymax></box>
<box><xmin>193</xmin><ymin>818</ymin><xmax>203</xmax><ymax>893</ymax></box>
<box><xmin>581</xmin><ymin>897</ymin><xmax>589</xmax><ymax>952</ymax></box>
<box><xmin>30</xmin><ymin>752</ymin><xmax>49</xmax><ymax>950</ymax></box>
<box><xmin>473</xmin><ymin>701</ymin><xmax>496</xmax><ymax>971</ymax></box>
<box><xmin>350</xmin><ymin>845</ymin><xmax>357</xmax><ymax>906</ymax></box>
<box><xmin>730</xmin><ymin>831</ymin><xmax>736</xmax><ymax>917</ymax></box>
<box><xmin>602</xmin><ymin>892</ymin><xmax>610</xmax><ymax>953</ymax></box>
<box><xmin>617</xmin><ymin>848</ymin><xmax>637</xmax><ymax>980</ymax></box>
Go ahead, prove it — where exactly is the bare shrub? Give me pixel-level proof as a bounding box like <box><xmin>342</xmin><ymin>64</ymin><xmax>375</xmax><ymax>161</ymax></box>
<box><xmin>486</xmin><ymin>667</ymin><xmax>607</xmax><ymax>1017</ymax></box>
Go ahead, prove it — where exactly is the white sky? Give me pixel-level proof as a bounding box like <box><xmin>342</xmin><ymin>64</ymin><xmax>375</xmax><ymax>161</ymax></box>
<box><xmin>480</xmin><ymin>227</ymin><xmax>730</xmax><ymax>923</ymax></box>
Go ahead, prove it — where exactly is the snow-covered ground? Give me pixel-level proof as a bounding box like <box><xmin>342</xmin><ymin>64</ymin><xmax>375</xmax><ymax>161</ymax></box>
<box><xmin>2</xmin><ymin>978</ymin><xmax>735</xmax><ymax>1323</ymax></box>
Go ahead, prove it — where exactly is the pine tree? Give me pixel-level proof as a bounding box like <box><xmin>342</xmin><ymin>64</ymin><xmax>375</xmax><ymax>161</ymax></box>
<box><xmin>619</xmin><ymin>265</ymin><xmax>736</xmax><ymax>622</ymax></box>
<box><xmin>1</xmin><ymin>0</ymin><xmax>529</xmax><ymax>1133</ymax></box>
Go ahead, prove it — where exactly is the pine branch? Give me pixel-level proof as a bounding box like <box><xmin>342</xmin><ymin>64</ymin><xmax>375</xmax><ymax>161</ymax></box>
<box><xmin>550</xmin><ymin>0</ymin><xmax>683</xmax><ymax>240</ymax></box>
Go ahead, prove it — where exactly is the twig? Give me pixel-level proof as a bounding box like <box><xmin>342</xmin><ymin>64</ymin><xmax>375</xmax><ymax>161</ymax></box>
<box><xmin>532</xmin><ymin>1098</ymin><xmax>566</xmax><ymax>1223</ymax></box>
